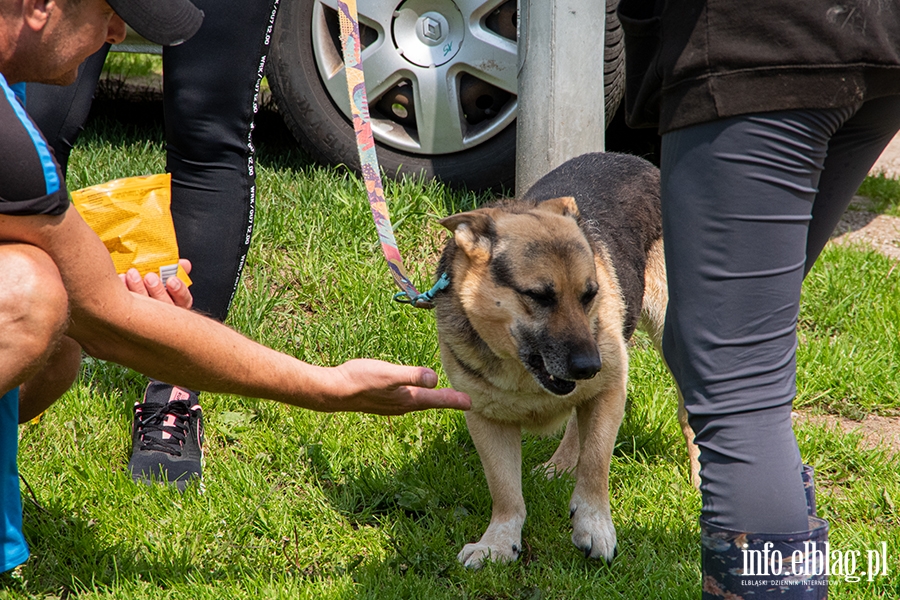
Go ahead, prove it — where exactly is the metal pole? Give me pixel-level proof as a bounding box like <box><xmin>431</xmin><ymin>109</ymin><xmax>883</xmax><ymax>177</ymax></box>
<box><xmin>516</xmin><ymin>0</ymin><xmax>606</xmax><ymax>193</ymax></box>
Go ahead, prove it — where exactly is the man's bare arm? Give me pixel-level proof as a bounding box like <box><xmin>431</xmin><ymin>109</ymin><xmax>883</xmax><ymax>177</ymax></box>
<box><xmin>0</xmin><ymin>208</ymin><xmax>470</xmax><ymax>414</ymax></box>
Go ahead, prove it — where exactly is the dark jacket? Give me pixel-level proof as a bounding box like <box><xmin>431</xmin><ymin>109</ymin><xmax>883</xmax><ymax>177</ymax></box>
<box><xmin>618</xmin><ymin>0</ymin><xmax>900</xmax><ymax>134</ymax></box>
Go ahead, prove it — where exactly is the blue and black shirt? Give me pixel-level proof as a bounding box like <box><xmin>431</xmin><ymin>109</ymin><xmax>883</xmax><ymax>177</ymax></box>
<box><xmin>0</xmin><ymin>74</ymin><xmax>68</xmax><ymax>216</ymax></box>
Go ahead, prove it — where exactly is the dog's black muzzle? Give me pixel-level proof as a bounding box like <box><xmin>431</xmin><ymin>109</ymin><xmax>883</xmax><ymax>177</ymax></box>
<box><xmin>567</xmin><ymin>350</ymin><xmax>602</xmax><ymax>381</ymax></box>
<box><xmin>523</xmin><ymin>338</ymin><xmax>602</xmax><ymax>397</ymax></box>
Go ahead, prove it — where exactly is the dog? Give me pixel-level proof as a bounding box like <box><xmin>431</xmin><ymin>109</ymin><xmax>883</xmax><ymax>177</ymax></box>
<box><xmin>433</xmin><ymin>152</ymin><xmax>699</xmax><ymax>569</ymax></box>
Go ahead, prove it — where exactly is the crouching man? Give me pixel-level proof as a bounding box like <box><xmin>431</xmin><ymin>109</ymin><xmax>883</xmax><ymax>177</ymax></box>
<box><xmin>0</xmin><ymin>0</ymin><xmax>469</xmax><ymax>573</ymax></box>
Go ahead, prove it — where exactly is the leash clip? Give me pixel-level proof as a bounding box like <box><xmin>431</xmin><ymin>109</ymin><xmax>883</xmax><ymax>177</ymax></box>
<box><xmin>394</xmin><ymin>272</ymin><xmax>450</xmax><ymax>309</ymax></box>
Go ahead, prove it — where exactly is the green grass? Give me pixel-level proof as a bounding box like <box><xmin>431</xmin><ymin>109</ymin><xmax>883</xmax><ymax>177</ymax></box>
<box><xmin>857</xmin><ymin>172</ymin><xmax>900</xmax><ymax>216</ymax></box>
<box><xmin>797</xmin><ymin>246</ymin><xmax>900</xmax><ymax>418</ymax></box>
<box><xmin>3</xmin><ymin>113</ymin><xmax>899</xmax><ymax>598</ymax></box>
<box><xmin>101</xmin><ymin>53</ymin><xmax>162</xmax><ymax>79</ymax></box>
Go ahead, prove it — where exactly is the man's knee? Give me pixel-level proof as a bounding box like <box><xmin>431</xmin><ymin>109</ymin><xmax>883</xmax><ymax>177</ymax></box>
<box><xmin>0</xmin><ymin>244</ymin><xmax>69</xmax><ymax>369</ymax></box>
<box><xmin>18</xmin><ymin>335</ymin><xmax>82</xmax><ymax>423</ymax></box>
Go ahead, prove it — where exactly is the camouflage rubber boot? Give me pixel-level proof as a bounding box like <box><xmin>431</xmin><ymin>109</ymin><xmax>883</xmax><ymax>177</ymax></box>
<box><xmin>701</xmin><ymin>516</ymin><xmax>829</xmax><ymax>599</ymax></box>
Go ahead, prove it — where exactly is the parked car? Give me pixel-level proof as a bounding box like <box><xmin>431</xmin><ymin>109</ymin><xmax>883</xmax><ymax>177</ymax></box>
<box><xmin>115</xmin><ymin>0</ymin><xmax>625</xmax><ymax>191</ymax></box>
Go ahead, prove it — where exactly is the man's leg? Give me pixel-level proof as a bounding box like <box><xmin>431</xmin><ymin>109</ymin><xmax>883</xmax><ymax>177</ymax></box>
<box><xmin>18</xmin><ymin>336</ymin><xmax>82</xmax><ymax>424</ymax></box>
<box><xmin>0</xmin><ymin>243</ymin><xmax>69</xmax><ymax>398</ymax></box>
<box><xmin>0</xmin><ymin>244</ymin><xmax>68</xmax><ymax>573</ymax></box>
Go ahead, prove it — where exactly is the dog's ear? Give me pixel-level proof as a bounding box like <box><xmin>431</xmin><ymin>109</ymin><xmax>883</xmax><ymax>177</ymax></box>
<box><xmin>440</xmin><ymin>209</ymin><xmax>495</xmax><ymax>260</ymax></box>
<box><xmin>537</xmin><ymin>196</ymin><xmax>580</xmax><ymax>219</ymax></box>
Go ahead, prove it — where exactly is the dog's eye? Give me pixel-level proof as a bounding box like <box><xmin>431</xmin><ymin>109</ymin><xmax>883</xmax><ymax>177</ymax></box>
<box><xmin>522</xmin><ymin>289</ymin><xmax>556</xmax><ymax>308</ymax></box>
<box><xmin>581</xmin><ymin>285</ymin><xmax>598</xmax><ymax>306</ymax></box>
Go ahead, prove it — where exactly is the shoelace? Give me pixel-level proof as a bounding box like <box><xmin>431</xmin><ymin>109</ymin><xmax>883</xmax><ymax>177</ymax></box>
<box><xmin>134</xmin><ymin>400</ymin><xmax>192</xmax><ymax>456</ymax></box>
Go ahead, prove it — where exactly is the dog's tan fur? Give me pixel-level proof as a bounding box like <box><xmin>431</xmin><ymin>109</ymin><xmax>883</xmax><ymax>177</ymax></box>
<box><xmin>434</xmin><ymin>156</ymin><xmax>698</xmax><ymax>569</ymax></box>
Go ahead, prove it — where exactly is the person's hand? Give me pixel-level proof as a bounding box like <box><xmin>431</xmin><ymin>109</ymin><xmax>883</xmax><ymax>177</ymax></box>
<box><xmin>323</xmin><ymin>358</ymin><xmax>471</xmax><ymax>415</ymax></box>
<box><xmin>120</xmin><ymin>259</ymin><xmax>193</xmax><ymax>309</ymax></box>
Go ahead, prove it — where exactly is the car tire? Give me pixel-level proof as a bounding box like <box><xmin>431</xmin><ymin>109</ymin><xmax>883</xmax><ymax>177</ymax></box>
<box><xmin>267</xmin><ymin>0</ymin><xmax>624</xmax><ymax>192</ymax></box>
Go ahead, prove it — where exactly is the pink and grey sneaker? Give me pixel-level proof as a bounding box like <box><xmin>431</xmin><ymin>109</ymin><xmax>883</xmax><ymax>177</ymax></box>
<box><xmin>127</xmin><ymin>381</ymin><xmax>204</xmax><ymax>492</ymax></box>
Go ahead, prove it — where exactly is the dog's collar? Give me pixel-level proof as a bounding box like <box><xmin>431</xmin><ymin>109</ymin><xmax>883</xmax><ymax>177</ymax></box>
<box><xmin>394</xmin><ymin>272</ymin><xmax>450</xmax><ymax>309</ymax></box>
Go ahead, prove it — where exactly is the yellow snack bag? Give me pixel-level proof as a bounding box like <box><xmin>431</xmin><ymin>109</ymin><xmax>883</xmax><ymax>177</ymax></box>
<box><xmin>70</xmin><ymin>173</ymin><xmax>191</xmax><ymax>287</ymax></box>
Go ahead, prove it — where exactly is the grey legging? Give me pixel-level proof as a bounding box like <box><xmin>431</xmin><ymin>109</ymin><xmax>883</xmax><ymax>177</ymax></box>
<box><xmin>660</xmin><ymin>96</ymin><xmax>900</xmax><ymax>533</ymax></box>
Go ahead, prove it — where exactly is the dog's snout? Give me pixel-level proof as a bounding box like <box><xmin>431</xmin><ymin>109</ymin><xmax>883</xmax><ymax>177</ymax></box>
<box><xmin>568</xmin><ymin>350</ymin><xmax>601</xmax><ymax>380</ymax></box>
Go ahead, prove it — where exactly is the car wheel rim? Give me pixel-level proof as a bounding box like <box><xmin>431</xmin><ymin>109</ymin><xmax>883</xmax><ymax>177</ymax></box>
<box><xmin>311</xmin><ymin>0</ymin><xmax>518</xmax><ymax>155</ymax></box>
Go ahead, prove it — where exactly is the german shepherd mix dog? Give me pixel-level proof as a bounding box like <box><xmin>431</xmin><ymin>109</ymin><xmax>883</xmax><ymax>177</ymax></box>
<box><xmin>434</xmin><ymin>152</ymin><xmax>698</xmax><ymax>569</ymax></box>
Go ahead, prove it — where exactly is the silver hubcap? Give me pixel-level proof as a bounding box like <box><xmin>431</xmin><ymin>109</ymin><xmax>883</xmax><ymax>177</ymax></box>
<box><xmin>311</xmin><ymin>0</ymin><xmax>518</xmax><ymax>155</ymax></box>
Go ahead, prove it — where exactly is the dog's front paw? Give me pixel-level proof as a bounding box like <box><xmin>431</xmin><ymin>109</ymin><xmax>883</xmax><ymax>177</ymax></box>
<box><xmin>569</xmin><ymin>494</ymin><xmax>617</xmax><ymax>563</ymax></box>
<box><xmin>457</xmin><ymin>519</ymin><xmax>524</xmax><ymax>569</ymax></box>
<box><xmin>457</xmin><ymin>540</ymin><xmax>520</xmax><ymax>569</ymax></box>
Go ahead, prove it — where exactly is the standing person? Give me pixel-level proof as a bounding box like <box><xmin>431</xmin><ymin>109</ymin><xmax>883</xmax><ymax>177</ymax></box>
<box><xmin>27</xmin><ymin>0</ymin><xmax>282</xmax><ymax>490</ymax></box>
<box><xmin>0</xmin><ymin>0</ymin><xmax>470</xmax><ymax>574</ymax></box>
<box><xmin>618</xmin><ymin>0</ymin><xmax>900</xmax><ymax>597</ymax></box>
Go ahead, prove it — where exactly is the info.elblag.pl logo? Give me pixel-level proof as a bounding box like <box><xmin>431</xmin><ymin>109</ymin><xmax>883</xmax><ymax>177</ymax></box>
<box><xmin>742</xmin><ymin>541</ymin><xmax>890</xmax><ymax>583</ymax></box>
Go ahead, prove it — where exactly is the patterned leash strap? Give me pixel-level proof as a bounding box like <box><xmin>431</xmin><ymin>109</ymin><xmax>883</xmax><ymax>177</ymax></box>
<box><xmin>336</xmin><ymin>0</ymin><xmax>447</xmax><ymax>309</ymax></box>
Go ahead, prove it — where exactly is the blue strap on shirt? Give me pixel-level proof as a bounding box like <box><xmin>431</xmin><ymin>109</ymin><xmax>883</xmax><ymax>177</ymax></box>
<box><xmin>0</xmin><ymin>388</ymin><xmax>28</xmax><ymax>573</ymax></box>
<box><xmin>0</xmin><ymin>74</ymin><xmax>59</xmax><ymax>197</ymax></box>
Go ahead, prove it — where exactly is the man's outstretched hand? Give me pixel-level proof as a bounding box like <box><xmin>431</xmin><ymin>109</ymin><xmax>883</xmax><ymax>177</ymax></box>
<box><xmin>322</xmin><ymin>358</ymin><xmax>471</xmax><ymax>415</ymax></box>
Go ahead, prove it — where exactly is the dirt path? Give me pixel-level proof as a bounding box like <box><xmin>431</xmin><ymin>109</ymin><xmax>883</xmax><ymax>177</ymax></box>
<box><xmin>830</xmin><ymin>196</ymin><xmax>900</xmax><ymax>260</ymax></box>
<box><xmin>793</xmin><ymin>412</ymin><xmax>900</xmax><ymax>456</ymax></box>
